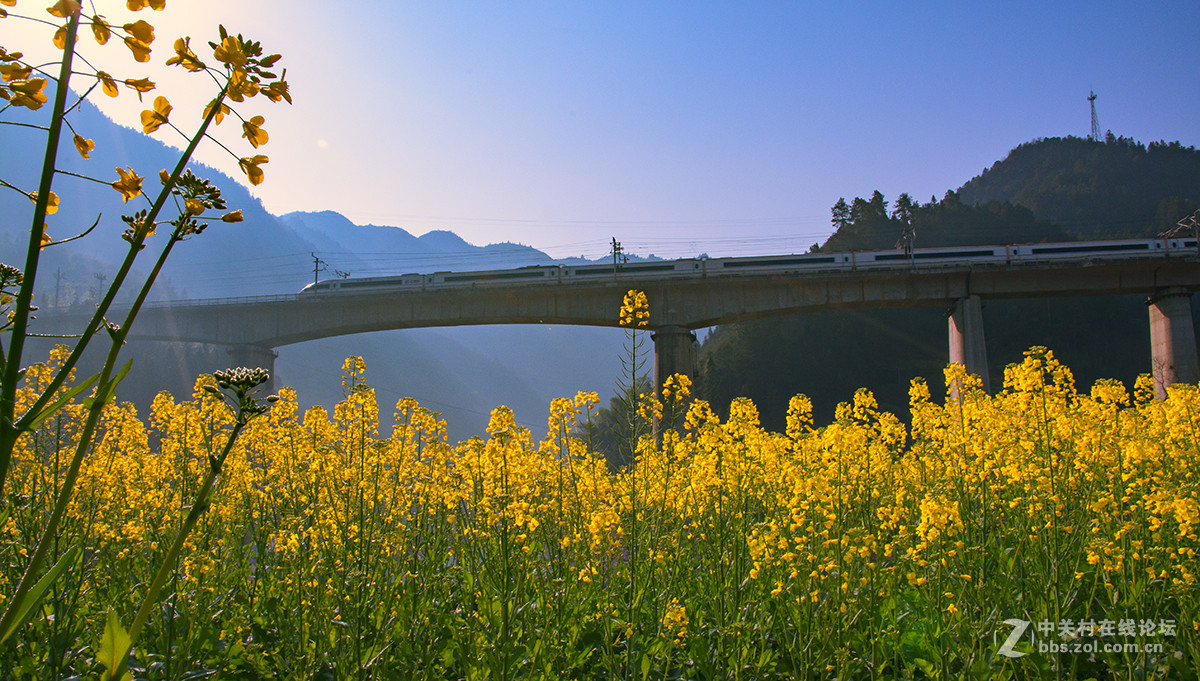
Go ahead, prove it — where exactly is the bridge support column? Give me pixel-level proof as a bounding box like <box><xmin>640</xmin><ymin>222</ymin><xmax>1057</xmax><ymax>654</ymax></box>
<box><xmin>651</xmin><ymin>326</ymin><xmax>697</xmax><ymax>396</ymax></box>
<box><xmin>1147</xmin><ymin>288</ymin><xmax>1199</xmax><ymax>398</ymax></box>
<box><xmin>948</xmin><ymin>295</ymin><xmax>990</xmax><ymax>393</ymax></box>
<box><xmin>225</xmin><ymin>344</ymin><xmax>278</xmax><ymax>393</ymax></box>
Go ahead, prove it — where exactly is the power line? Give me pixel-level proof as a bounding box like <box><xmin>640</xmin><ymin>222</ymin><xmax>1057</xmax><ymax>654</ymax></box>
<box><xmin>335</xmin><ymin>210</ymin><xmax>829</xmax><ymax>229</ymax></box>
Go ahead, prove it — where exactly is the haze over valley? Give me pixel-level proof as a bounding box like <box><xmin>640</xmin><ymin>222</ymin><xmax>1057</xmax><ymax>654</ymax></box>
<box><xmin>0</xmin><ymin>102</ymin><xmax>631</xmax><ymax>440</ymax></box>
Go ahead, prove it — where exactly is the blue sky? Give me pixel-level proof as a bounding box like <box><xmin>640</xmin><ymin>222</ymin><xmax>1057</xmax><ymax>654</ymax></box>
<box><xmin>11</xmin><ymin>1</ymin><xmax>1200</xmax><ymax>259</ymax></box>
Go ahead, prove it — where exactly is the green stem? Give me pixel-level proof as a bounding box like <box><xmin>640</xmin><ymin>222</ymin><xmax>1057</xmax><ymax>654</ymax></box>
<box><xmin>0</xmin><ymin>11</ymin><xmax>80</xmax><ymax>496</ymax></box>
<box><xmin>0</xmin><ymin>82</ymin><xmax>231</xmax><ymax>644</ymax></box>
<box><xmin>109</xmin><ymin>418</ymin><xmax>248</xmax><ymax>681</ymax></box>
<box><xmin>0</xmin><ymin>349</ymin><xmax>117</xmax><ymax>639</ymax></box>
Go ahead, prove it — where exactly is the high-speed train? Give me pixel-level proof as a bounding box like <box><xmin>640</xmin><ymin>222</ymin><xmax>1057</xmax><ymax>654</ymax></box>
<box><xmin>300</xmin><ymin>237</ymin><xmax>1199</xmax><ymax>295</ymax></box>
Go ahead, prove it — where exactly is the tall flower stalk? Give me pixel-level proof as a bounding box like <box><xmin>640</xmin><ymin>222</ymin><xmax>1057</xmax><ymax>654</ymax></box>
<box><xmin>0</xmin><ymin>0</ymin><xmax>290</xmax><ymax>654</ymax></box>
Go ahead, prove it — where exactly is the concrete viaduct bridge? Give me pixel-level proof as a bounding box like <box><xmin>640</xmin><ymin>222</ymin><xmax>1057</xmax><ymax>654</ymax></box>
<box><xmin>42</xmin><ymin>252</ymin><xmax>1200</xmax><ymax>398</ymax></box>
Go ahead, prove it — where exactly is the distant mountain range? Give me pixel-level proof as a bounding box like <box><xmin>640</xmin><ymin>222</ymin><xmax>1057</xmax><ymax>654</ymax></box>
<box><xmin>0</xmin><ymin>101</ymin><xmax>624</xmax><ymax>302</ymax></box>
<box><xmin>1</xmin><ymin>101</ymin><xmax>630</xmax><ymax>440</ymax></box>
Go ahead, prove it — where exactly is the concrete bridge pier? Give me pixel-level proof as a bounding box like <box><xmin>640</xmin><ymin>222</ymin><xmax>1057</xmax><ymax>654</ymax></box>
<box><xmin>651</xmin><ymin>326</ymin><xmax>697</xmax><ymax>396</ymax></box>
<box><xmin>225</xmin><ymin>343</ymin><xmax>278</xmax><ymax>393</ymax></box>
<box><xmin>947</xmin><ymin>295</ymin><xmax>991</xmax><ymax>393</ymax></box>
<box><xmin>1147</xmin><ymin>287</ymin><xmax>1199</xmax><ymax>397</ymax></box>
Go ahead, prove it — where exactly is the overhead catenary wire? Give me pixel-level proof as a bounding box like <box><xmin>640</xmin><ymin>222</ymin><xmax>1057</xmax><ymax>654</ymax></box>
<box><xmin>337</xmin><ymin>210</ymin><xmax>831</xmax><ymax>230</ymax></box>
<box><xmin>151</xmin><ymin>212</ymin><xmax>1170</xmax><ymax>296</ymax></box>
<box><xmin>168</xmin><ymin>231</ymin><xmax>838</xmax><ymax>272</ymax></box>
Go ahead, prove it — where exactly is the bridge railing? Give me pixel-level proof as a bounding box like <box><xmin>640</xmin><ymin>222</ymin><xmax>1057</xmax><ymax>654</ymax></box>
<box><xmin>40</xmin><ymin>294</ymin><xmax>302</xmax><ymax>313</ymax></box>
<box><xmin>138</xmin><ymin>293</ymin><xmax>302</xmax><ymax>309</ymax></box>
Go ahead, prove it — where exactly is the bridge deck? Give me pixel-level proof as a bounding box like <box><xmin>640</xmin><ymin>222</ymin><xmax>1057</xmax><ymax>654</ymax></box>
<box><xmin>37</xmin><ymin>254</ymin><xmax>1200</xmax><ymax>347</ymax></box>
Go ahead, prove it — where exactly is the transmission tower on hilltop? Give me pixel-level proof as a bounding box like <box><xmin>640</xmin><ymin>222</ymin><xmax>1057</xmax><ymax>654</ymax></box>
<box><xmin>1088</xmin><ymin>90</ymin><xmax>1101</xmax><ymax>141</ymax></box>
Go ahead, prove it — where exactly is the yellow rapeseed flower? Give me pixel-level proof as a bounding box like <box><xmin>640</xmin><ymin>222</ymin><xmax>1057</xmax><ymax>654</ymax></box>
<box><xmin>238</xmin><ymin>154</ymin><xmax>268</xmax><ymax>185</ymax></box>
<box><xmin>123</xmin><ymin>35</ymin><xmax>152</xmax><ymax>62</ymax></box>
<box><xmin>204</xmin><ymin>98</ymin><xmax>231</xmax><ymax>125</ymax></box>
<box><xmin>91</xmin><ymin>16</ymin><xmax>111</xmax><ymax>45</ymax></box>
<box><xmin>123</xmin><ymin>77</ymin><xmax>155</xmax><ymax>99</ymax></box>
<box><xmin>46</xmin><ymin>0</ymin><xmax>80</xmax><ymax>18</ymax></box>
<box><xmin>618</xmin><ymin>289</ymin><xmax>649</xmax><ymax>328</ymax></box>
<box><xmin>27</xmin><ymin>190</ymin><xmax>59</xmax><ymax>215</ymax></box>
<box><xmin>72</xmin><ymin>133</ymin><xmax>94</xmax><ymax>159</ymax></box>
<box><xmin>110</xmin><ymin>166</ymin><xmax>143</xmax><ymax>202</ymax></box>
<box><xmin>213</xmin><ymin>36</ymin><xmax>247</xmax><ymax>68</ymax></box>
<box><xmin>96</xmin><ymin>71</ymin><xmax>120</xmax><ymax>97</ymax></box>
<box><xmin>140</xmin><ymin>95</ymin><xmax>171</xmax><ymax>133</ymax></box>
<box><xmin>166</xmin><ymin>36</ymin><xmax>205</xmax><ymax>72</ymax></box>
<box><xmin>241</xmin><ymin>115</ymin><xmax>268</xmax><ymax>148</ymax></box>
<box><xmin>8</xmin><ymin>78</ymin><xmax>48</xmax><ymax>110</ymax></box>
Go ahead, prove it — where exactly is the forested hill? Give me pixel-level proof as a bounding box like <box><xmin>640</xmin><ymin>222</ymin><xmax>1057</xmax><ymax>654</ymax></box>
<box><xmin>818</xmin><ymin>190</ymin><xmax>1060</xmax><ymax>253</ymax></box>
<box><xmin>696</xmin><ymin>135</ymin><xmax>1200</xmax><ymax>432</ymax></box>
<box><xmin>818</xmin><ymin>136</ymin><xmax>1200</xmax><ymax>253</ymax></box>
<box><xmin>957</xmin><ymin>136</ymin><xmax>1200</xmax><ymax>238</ymax></box>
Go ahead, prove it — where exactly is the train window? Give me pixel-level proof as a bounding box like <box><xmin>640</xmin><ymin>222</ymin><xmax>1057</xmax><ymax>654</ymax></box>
<box><xmin>1032</xmin><ymin>243</ymin><xmax>1150</xmax><ymax>255</ymax></box>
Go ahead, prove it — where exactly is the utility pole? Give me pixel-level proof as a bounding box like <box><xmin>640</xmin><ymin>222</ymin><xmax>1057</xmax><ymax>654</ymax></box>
<box><xmin>311</xmin><ymin>252</ymin><xmax>328</xmax><ymax>287</ymax></box>
<box><xmin>1088</xmin><ymin>91</ymin><xmax>1101</xmax><ymax>142</ymax></box>
<box><xmin>611</xmin><ymin>237</ymin><xmax>624</xmax><ymax>280</ymax></box>
<box><xmin>896</xmin><ymin>223</ymin><xmax>916</xmax><ymax>262</ymax></box>
<box><xmin>92</xmin><ymin>272</ymin><xmax>106</xmax><ymax>303</ymax></box>
<box><xmin>54</xmin><ymin>267</ymin><xmax>63</xmax><ymax>308</ymax></box>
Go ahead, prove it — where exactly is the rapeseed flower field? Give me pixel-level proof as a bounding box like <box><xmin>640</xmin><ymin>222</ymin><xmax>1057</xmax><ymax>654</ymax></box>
<box><xmin>2</xmin><ymin>340</ymin><xmax>1196</xmax><ymax>679</ymax></box>
<box><xmin>3</xmin><ymin>0</ymin><xmax>1195</xmax><ymax>675</ymax></box>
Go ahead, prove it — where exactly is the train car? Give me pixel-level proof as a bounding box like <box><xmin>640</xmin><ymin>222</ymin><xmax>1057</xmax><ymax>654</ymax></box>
<box><xmin>427</xmin><ymin>265</ymin><xmax>562</xmax><ymax>287</ymax></box>
<box><xmin>852</xmin><ymin>245</ymin><xmax>1008</xmax><ymax>268</ymax></box>
<box><xmin>562</xmin><ymin>259</ymin><xmax>701</xmax><ymax>279</ymax></box>
<box><xmin>1002</xmin><ymin>237</ymin><xmax>1200</xmax><ymax>261</ymax></box>
<box><xmin>1164</xmin><ymin>237</ymin><xmax>1199</xmax><ymax>254</ymax></box>
<box><xmin>1153</xmin><ymin>237</ymin><xmax>1192</xmax><ymax>253</ymax></box>
<box><xmin>1008</xmin><ymin>238</ymin><xmax>1159</xmax><ymax>261</ymax></box>
<box><xmin>300</xmin><ymin>273</ymin><xmax>425</xmax><ymax>294</ymax></box>
<box><xmin>703</xmin><ymin>252</ymin><xmax>852</xmax><ymax>276</ymax></box>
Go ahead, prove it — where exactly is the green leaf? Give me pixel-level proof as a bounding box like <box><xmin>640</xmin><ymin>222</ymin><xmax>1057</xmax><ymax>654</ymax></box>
<box><xmin>95</xmin><ymin>609</ymin><xmax>133</xmax><ymax>681</ymax></box>
<box><xmin>83</xmin><ymin>359</ymin><xmax>133</xmax><ymax>409</ymax></box>
<box><xmin>0</xmin><ymin>546</ymin><xmax>80</xmax><ymax>644</ymax></box>
<box><xmin>21</xmin><ymin>373</ymin><xmax>100</xmax><ymax>431</ymax></box>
